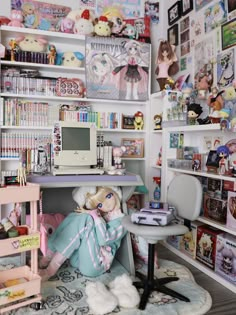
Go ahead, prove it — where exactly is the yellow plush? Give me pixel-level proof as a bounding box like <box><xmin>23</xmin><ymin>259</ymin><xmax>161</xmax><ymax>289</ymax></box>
<box><xmin>15</xmin><ymin>35</ymin><xmax>48</xmax><ymax>52</ymax></box>
<box><xmin>94</xmin><ymin>16</ymin><xmax>113</xmax><ymax>37</ymax></box>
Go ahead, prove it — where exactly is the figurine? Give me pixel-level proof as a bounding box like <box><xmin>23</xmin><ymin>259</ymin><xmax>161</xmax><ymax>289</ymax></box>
<box><xmin>153</xmin><ymin>114</ymin><xmax>162</xmax><ymax>130</ymax></box>
<box><xmin>17</xmin><ymin>162</ymin><xmax>26</xmax><ymax>186</ymax></box>
<box><xmin>207</xmin><ymin>86</ymin><xmax>224</xmax><ymax>115</ymax></box>
<box><xmin>155</xmin><ymin>40</ymin><xmax>179</xmax><ymax>91</ymax></box>
<box><xmin>8</xmin><ymin>39</ymin><xmax>18</xmax><ymax>62</ymax></box>
<box><xmin>187</xmin><ymin>103</ymin><xmax>203</xmax><ymax>125</ymax></box>
<box><xmin>216</xmin><ymin>145</ymin><xmax>230</xmax><ymax>175</ymax></box>
<box><xmin>134</xmin><ymin>111</ymin><xmax>144</xmax><ymax>130</ymax></box>
<box><xmin>112</xmin><ymin>146</ymin><xmax>126</xmax><ymax>169</ymax></box>
<box><xmin>47</xmin><ymin>44</ymin><xmax>56</xmax><ymax>65</ymax></box>
<box><xmin>230</xmin><ymin>152</ymin><xmax>236</xmax><ymax>176</ymax></box>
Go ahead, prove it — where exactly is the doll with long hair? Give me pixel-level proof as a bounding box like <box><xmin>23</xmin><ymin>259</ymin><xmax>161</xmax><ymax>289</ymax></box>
<box><xmin>155</xmin><ymin>40</ymin><xmax>179</xmax><ymax>90</ymax></box>
<box><xmin>39</xmin><ymin>186</ymin><xmax>126</xmax><ymax>280</ymax></box>
<box><xmin>113</xmin><ymin>40</ymin><xmax>149</xmax><ymax>100</ymax></box>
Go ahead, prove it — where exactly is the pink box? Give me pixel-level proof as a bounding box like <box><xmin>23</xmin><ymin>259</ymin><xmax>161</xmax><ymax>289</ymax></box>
<box><xmin>215</xmin><ymin>233</ymin><xmax>236</xmax><ymax>284</ymax></box>
<box><xmin>227</xmin><ymin>191</ymin><xmax>236</xmax><ymax>230</ymax></box>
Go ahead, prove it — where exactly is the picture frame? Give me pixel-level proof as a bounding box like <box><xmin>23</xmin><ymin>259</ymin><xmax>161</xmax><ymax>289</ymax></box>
<box><xmin>228</xmin><ymin>0</ymin><xmax>236</xmax><ymax>13</ymax></box>
<box><xmin>168</xmin><ymin>1</ymin><xmax>182</xmax><ymax>26</ymax></box>
<box><xmin>221</xmin><ymin>18</ymin><xmax>236</xmax><ymax>50</ymax></box>
<box><xmin>121</xmin><ymin>138</ymin><xmax>144</xmax><ymax>158</ymax></box>
<box><xmin>181</xmin><ymin>0</ymin><xmax>193</xmax><ymax>16</ymax></box>
<box><xmin>206</xmin><ymin>150</ymin><xmax>221</xmax><ymax>171</ymax></box>
<box><xmin>168</xmin><ymin>24</ymin><xmax>179</xmax><ymax>46</ymax></box>
<box><xmin>122</xmin><ymin>114</ymin><xmax>135</xmax><ymax>129</ymax></box>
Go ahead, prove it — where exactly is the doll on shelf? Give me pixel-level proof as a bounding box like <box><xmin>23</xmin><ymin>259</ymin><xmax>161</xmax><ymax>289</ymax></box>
<box><xmin>207</xmin><ymin>86</ymin><xmax>224</xmax><ymax>115</ymax></box>
<box><xmin>112</xmin><ymin>40</ymin><xmax>149</xmax><ymax>100</ymax></box>
<box><xmin>155</xmin><ymin>40</ymin><xmax>179</xmax><ymax>91</ymax></box>
<box><xmin>216</xmin><ymin>145</ymin><xmax>230</xmax><ymax>175</ymax></box>
<box><xmin>47</xmin><ymin>45</ymin><xmax>56</xmax><ymax>65</ymax></box>
<box><xmin>39</xmin><ymin>186</ymin><xmax>127</xmax><ymax>281</ymax></box>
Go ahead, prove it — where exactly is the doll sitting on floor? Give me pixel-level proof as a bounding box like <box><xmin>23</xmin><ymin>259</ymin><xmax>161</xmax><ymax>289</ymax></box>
<box><xmin>39</xmin><ymin>186</ymin><xmax>126</xmax><ymax>281</ymax></box>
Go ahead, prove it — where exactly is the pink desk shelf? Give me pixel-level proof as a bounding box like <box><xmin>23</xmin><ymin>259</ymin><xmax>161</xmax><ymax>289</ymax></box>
<box><xmin>0</xmin><ymin>183</ymin><xmax>41</xmax><ymax>314</ymax></box>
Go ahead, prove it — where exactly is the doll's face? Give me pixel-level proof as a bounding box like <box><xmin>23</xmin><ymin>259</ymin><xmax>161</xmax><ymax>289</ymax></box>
<box><xmin>92</xmin><ymin>58</ymin><xmax>110</xmax><ymax>76</ymax></box>
<box><xmin>162</xmin><ymin>50</ymin><xmax>168</xmax><ymax>57</ymax></box>
<box><xmin>97</xmin><ymin>192</ymin><xmax>116</xmax><ymax>213</ymax></box>
<box><xmin>128</xmin><ymin>44</ymin><xmax>138</xmax><ymax>55</ymax></box>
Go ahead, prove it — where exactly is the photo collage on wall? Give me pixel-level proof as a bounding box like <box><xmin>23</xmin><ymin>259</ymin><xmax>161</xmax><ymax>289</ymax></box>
<box><xmin>86</xmin><ymin>37</ymin><xmax>150</xmax><ymax>101</ymax></box>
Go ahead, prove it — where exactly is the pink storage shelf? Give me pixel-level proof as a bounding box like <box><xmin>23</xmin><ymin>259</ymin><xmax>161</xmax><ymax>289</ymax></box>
<box><xmin>0</xmin><ymin>183</ymin><xmax>40</xmax><ymax>204</ymax></box>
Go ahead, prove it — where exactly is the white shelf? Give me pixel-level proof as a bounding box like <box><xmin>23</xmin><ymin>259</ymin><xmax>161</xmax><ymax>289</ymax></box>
<box><xmin>162</xmin><ymin>242</ymin><xmax>236</xmax><ymax>293</ymax></box>
<box><xmin>0</xmin><ymin>125</ymin><xmax>53</xmax><ymax>130</ymax></box>
<box><xmin>152</xmin><ymin>130</ymin><xmax>162</xmax><ymax>134</ymax></box>
<box><xmin>151</xmin><ymin>165</ymin><xmax>162</xmax><ymax>169</ymax></box>
<box><xmin>197</xmin><ymin>216</ymin><xmax>236</xmax><ymax>236</ymax></box>
<box><xmin>1</xmin><ymin>60</ymin><xmax>86</xmax><ymax>73</ymax></box>
<box><xmin>165</xmin><ymin>124</ymin><xmax>221</xmax><ymax>132</ymax></box>
<box><xmin>0</xmin><ymin>93</ymin><xmax>146</xmax><ymax>105</ymax></box>
<box><xmin>167</xmin><ymin>167</ymin><xmax>236</xmax><ymax>181</ymax></box>
<box><xmin>0</xmin><ymin>25</ymin><xmax>85</xmax><ymax>42</ymax></box>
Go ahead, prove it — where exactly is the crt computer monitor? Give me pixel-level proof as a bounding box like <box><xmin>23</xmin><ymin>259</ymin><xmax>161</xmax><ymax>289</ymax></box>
<box><xmin>53</xmin><ymin>121</ymin><xmax>97</xmax><ymax>168</ymax></box>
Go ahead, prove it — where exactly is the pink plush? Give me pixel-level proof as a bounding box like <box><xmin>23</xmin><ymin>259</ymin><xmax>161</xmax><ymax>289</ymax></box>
<box><xmin>8</xmin><ymin>10</ymin><xmax>24</xmax><ymax>27</ymax></box>
<box><xmin>60</xmin><ymin>17</ymin><xmax>74</xmax><ymax>33</ymax></box>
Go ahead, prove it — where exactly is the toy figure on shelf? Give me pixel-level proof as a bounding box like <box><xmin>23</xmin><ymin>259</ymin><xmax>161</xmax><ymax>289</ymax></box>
<box><xmin>216</xmin><ymin>145</ymin><xmax>230</xmax><ymax>175</ymax></box>
<box><xmin>8</xmin><ymin>10</ymin><xmax>24</xmax><ymax>27</ymax></box>
<box><xmin>187</xmin><ymin>103</ymin><xmax>203</xmax><ymax>125</ymax></box>
<box><xmin>39</xmin><ymin>186</ymin><xmax>127</xmax><ymax>281</ymax></box>
<box><xmin>47</xmin><ymin>44</ymin><xmax>56</xmax><ymax>65</ymax></box>
<box><xmin>112</xmin><ymin>40</ymin><xmax>149</xmax><ymax>100</ymax></box>
<box><xmin>134</xmin><ymin>111</ymin><xmax>144</xmax><ymax>130</ymax></box>
<box><xmin>8</xmin><ymin>39</ymin><xmax>18</xmax><ymax>62</ymax></box>
<box><xmin>230</xmin><ymin>152</ymin><xmax>236</xmax><ymax>176</ymax></box>
<box><xmin>154</xmin><ymin>114</ymin><xmax>162</xmax><ymax>130</ymax></box>
<box><xmin>102</xmin><ymin>6</ymin><xmax>126</xmax><ymax>36</ymax></box>
<box><xmin>155</xmin><ymin>40</ymin><xmax>179</xmax><ymax>91</ymax></box>
<box><xmin>112</xmin><ymin>146</ymin><xmax>126</xmax><ymax>169</ymax></box>
<box><xmin>207</xmin><ymin>86</ymin><xmax>224</xmax><ymax>115</ymax></box>
<box><xmin>17</xmin><ymin>162</ymin><xmax>26</xmax><ymax>186</ymax></box>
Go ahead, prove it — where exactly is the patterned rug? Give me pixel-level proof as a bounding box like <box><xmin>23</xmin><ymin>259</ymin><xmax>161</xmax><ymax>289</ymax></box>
<box><xmin>1</xmin><ymin>258</ymin><xmax>212</xmax><ymax>315</ymax></box>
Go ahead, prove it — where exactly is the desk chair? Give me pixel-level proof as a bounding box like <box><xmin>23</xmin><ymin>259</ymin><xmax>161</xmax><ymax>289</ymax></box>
<box><xmin>122</xmin><ymin>174</ymin><xmax>202</xmax><ymax>310</ymax></box>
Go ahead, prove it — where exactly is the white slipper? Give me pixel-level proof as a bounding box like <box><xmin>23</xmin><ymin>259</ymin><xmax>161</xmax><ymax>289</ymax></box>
<box><xmin>109</xmin><ymin>273</ymin><xmax>140</xmax><ymax>308</ymax></box>
<box><xmin>85</xmin><ymin>281</ymin><xmax>118</xmax><ymax>315</ymax></box>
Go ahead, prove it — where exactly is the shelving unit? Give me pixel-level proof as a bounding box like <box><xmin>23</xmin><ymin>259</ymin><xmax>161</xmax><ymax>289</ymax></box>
<box><xmin>150</xmin><ymin>91</ymin><xmax>236</xmax><ymax>293</ymax></box>
<box><xmin>0</xmin><ymin>183</ymin><xmax>41</xmax><ymax>314</ymax></box>
<box><xmin>0</xmin><ymin>25</ymin><xmax>151</xmax><ymax>187</ymax></box>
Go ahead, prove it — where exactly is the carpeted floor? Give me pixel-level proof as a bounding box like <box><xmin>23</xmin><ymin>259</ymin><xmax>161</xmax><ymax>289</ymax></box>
<box><xmin>1</xmin><ymin>257</ymin><xmax>212</xmax><ymax>315</ymax></box>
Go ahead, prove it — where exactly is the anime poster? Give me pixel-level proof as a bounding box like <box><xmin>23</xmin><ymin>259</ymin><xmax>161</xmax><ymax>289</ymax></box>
<box><xmin>204</xmin><ymin>0</ymin><xmax>227</xmax><ymax>34</ymax></box>
<box><xmin>190</xmin><ymin>15</ymin><xmax>204</xmax><ymax>47</ymax></box>
<box><xmin>11</xmin><ymin>0</ymin><xmax>71</xmax><ymax>30</ymax></box>
<box><xmin>144</xmin><ymin>1</ymin><xmax>159</xmax><ymax>24</ymax></box>
<box><xmin>96</xmin><ymin>0</ymin><xmax>143</xmax><ymax>18</ymax></box>
<box><xmin>217</xmin><ymin>49</ymin><xmax>235</xmax><ymax>88</ymax></box>
<box><xmin>85</xmin><ymin>37</ymin><xmax>150</xmax><ymax>101</ymax></box>
<box><xmin>195</xmin><ymin>0</ymin><xmax>213</xmax><ymax>12</ymax></box>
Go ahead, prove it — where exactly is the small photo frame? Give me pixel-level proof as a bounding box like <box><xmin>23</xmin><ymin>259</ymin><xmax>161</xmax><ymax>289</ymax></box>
<box><xmin>221</xmin><ymin>18</ymin><xmax>236</xmax><ymax>50</ymax></box>
<box><xmin>206</xmin><ymin>150</ymin><xmax>221</xmax><ymax>168</ymax></box>
<box><xmin>168</xmin><ymin>24</ymin><xmax>179</xmax><ymax>46</ymax></box>
<box><xmin>228</xmin><ymin>0</ymin><xmax>236</xmax><ymax>13</ymax></box>
<box><xmin>121</xmin><ymin>138</ymin><xmax>144</xmax><ymax>158</ymax></box>
<box><xmin>181</xmin><ymin>0</ymin><xmax>193</xmax><ymax>16</ymax></box>
<box><xmin>168</xmin><ymin>1</ymin><xmax>182</xmax><ymax>26</ymax></box>
<box><xmin>122</xmin><ymin>114</ymin><xmax>135</xmax><ymax>129</ymax></box>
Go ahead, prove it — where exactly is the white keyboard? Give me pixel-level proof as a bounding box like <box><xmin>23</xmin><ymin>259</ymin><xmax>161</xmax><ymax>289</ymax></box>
<box><xmin>53</xmin><ymin>167</ymin><xmax>104</xmax><ymax>175</ymax></box>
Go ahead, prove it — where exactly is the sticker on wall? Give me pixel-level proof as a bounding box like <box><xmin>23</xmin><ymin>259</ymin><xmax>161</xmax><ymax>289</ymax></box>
<box><xmin>195</xmin><ymin>0</ymin><xmax>213</xmax><ymax>12</ymax></box>
<box><xmin>204</xmin><ymin>0</ymin><xmax>227</xmax><ymax>34</ymax></box>
<box><xmin>144</xmin><ymin>0</ymin><xmax>159</xmax><ymax>24</ymax></box>
<box><xmin>190</xmin><ymin>15</ymin><xmax>204</xmax><ymax>47</ymax></box>
<box><xmin>180</xmin><ymin>57</ymin><xmax>187</xmax><ymax>71</ymax></box>
<box><xmin>217</xmin><ymin>49</ymin><xmax>235</xmax><ymax>88</ymax></box>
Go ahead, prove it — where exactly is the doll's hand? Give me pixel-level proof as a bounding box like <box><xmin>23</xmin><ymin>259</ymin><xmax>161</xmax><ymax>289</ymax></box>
<box><xmin>89</xmin><ymin>209</ymin><xmax>102</xmax><ymax>221</ymax></box>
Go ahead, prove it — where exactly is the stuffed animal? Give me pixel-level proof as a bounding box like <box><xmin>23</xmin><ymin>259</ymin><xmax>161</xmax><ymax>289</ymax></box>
<box><xmin>122</xmin><ymin>24</ymin><xmax>136</xmax><ymax>39</ymax></box>
<box><xmin>0</xmin><ymin>16</ymin><xmax>11</xmax><ymax>26</ymax></box>
<box><xmin>15</xmin><ymin>35</ymin><xmax>48</xmax><ymax>52</ymax></box>
<box><xmin>94</xmin><ymin>16</ymin><xmax>113</xmax><ymax>37</ymax></box>
<box><xmin>56</xmin><ymin>51</ymin><xmax>84</xmax><ymax>67</ymax></box>
<box><xmin>60</xmin><ymin>17</ymin><xmax>74</xmax><ymax>33</ymax></box>
<box><xmin>223</xmin><ymin>86</ymin><xmax>236</xmax><ymax>118</ymax></box>
<box><xmin>8</xmin><ymin>10</ymin><xmax>24</xmax><ymax>27</ymax></box>
<box><xmin>73</xmin><ymin>9</ymin><xmax>94</xmax><ymax>35</ymax></box>
<box><xmin>102</xmin><ymin>6</ymin><xmax>126</xmax><ymax>36</ymax></box>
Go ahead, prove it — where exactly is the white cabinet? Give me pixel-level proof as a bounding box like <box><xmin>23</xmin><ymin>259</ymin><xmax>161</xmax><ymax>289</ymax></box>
<box><xmin>0</xmin><ymin>183</ymin><xmax>41</xmax><ymax>314</ymax></box>
<box><xmin>0</xmin><ymin>26</ymin><xmax>150</xmax><ymax>185</ymax></box>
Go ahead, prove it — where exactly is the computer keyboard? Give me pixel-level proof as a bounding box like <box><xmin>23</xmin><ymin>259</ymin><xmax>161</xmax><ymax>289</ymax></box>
<box><xmin>52</xmin><ymin>167</ymin><xmax>104</xmax><ymax>175</ymax></box>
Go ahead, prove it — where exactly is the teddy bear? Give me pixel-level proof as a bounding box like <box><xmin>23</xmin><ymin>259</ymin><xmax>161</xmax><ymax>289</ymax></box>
<box><xmin>15</xmin><ymin>35</ymin><xmax>48</xmax><ymax>52</ymax></box>
<box><xmin>8</xmin><ymin>10</ymin><xmax>24</xmax><ymax>27</ymax></box>
<box><xmin>56</xmin><ymin>51</ymin><xmax>84</xmax><ymax>67</ymax></box>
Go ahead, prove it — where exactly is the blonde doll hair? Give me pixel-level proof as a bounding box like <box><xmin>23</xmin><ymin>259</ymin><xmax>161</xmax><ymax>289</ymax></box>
<box><xmin>85</xmin><ymin>187</ymin><xmax>121</xmax><ymax>211</ymax></box>
<box><xmin>21</xmin><ymin>3</ymin><xmax>39</xmax><ymax>29</ymax></box>
<box><xmin>102</xmin><ymin>6</ymin><xmax>124</xmax><ymax>20</ymax></box>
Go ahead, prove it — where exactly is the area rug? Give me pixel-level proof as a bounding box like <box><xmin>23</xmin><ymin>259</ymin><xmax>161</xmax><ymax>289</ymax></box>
<box><xmin>1</xmin><ymin>258</ymin><xmax>212</xmax><ymax>315</ymax></box>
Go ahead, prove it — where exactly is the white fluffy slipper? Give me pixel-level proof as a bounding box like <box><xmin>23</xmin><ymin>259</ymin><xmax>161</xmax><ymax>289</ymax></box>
<box><xmin>109</xmin><ymin>273</ymin><xmax>140</xmax><ymax>308</ymax></box>
<box><xmin>85</xmin><ymin>281</ymin><xmax>118</xmax><ymax>315</ymax></box>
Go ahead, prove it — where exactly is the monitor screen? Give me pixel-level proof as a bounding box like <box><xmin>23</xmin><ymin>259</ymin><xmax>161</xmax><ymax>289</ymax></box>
<box><xmin>62</xmin><ymin>127</ymin><xmax>90</xmax><ymax>151</ymax></box>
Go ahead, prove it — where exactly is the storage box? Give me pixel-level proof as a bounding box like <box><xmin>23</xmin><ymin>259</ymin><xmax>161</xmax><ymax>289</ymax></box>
<box><xmin>166</xmin><ymin>235</ymin><xmax>181</xmax><ymax>249</ymax></box>
<box><xmin>203</xmin><ymin>193</ymin><xmax>227</xmax><ymax>224</ymax></box>
<box><xmin>226</xmin><ymin>191</ymin><xmax>236</xmax><ymax>230</ymax></box>
<box><xmin>207</xmin><ymin>178</ymin><xmax>223</xmax><ymax>199</ymax></box>
<box><xmin>223</xmin><ymin>180</ymin><xmax>236</xmax><ymax>192</ymax></box>
<box><xmin>196</xmin><ymin>225</ymin><xmax>222</xmax><ymax>269</ymax></box>
<box><xmin>179</xmin><ymin>221</ymin><xmax>204</xmax><ymax>258</ymax></box>
<box><xmin>215</xmin><ymin>233</ymin><xmax>236</xmax><ymax>284</ymax></box>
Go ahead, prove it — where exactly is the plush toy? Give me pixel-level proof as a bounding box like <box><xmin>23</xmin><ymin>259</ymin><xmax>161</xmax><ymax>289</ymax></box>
<box><xmin>56</xmin><ymin>51</ymin><xmax>84</xmax><ymax>67</ymax></box>
<box><xmin>102</xmin><ymin>6</ymin><xmax>126</xmax><ymax>36</ymax></box>
<box><xmin>60</xmin><ymin>17</ymin><xmax>74</xmax><ymax>33</ymax></box>
<box><xmin>8</xmin><ymin>10</ymin><xmax>24</xmax><ymax>27</ymax></box>
<box><xmin>223</xmin><ymin>85</ymin><xmax>236</xmax><ymax>118</ymax></box>
<box><xmin>0</xmin><ymin>16</ymin><xmax>11</xmax><ymax>26</ymax></box>
<box><xmin>188</xmin><ymin>103</ymin><xmax>203</xmax><ymax>125</ymax></box>
<box><xmin>134</xmin><ymin>111</ymin><xmax>144</xmax><ymax>130</ymax></box>
<box><xmin>94</xmin><ymin>16</ymin><xmax>113</xmax><ymax>37</ymax></box>
<box><xmin>122</xmin><ymin>24</ymin><xmax>136</xmax><ymax>39</ymax></box>
<box><xmin>15</xmin><ymin>35</ymin><xmax>48</xmax><ymax>52</ymax></box>
<box><xmin>38</xmin><ymin>186</ymin><xmax>126</xmax><ymax>281</ymax></box>
<box><xmin>113</xmin><ymin>146</ymin><xmax>126</xmax><ymax>169</ymax></box>
<box><xmin>73</xmin><ymin>9</ymin><xmax>94</xmax><ymax>35</ymax></box>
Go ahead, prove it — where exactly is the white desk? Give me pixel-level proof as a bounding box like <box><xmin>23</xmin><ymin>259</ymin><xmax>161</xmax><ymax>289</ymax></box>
<box><xmin>27</xmin><ymin>172</ymin><xmax>144</xmax><ymax>275</ymax></box>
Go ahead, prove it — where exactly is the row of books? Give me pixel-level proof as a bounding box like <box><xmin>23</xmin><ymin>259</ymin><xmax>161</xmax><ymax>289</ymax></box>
<box><xmin>0</xmin><ymin>132</ymin><xmax>51</xmax><ymax>159</ymax></box>
<box><xmin>0</xmin><ymin>99</ymin><xmax>49</xmax><ymax>127</ymax></box>
<box><xmin>4</xmin><ymin>49</ymin><xmax>49</xmax><ymax>64</ymax></box>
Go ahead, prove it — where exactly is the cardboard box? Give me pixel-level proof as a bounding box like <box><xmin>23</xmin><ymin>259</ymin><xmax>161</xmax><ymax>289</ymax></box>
<box><xmin>223</xmin><ymin>180</ymin><xmax>236</xmax><ymax>192</ymax></box>
<box><xmin>215</xmin><ymin>233</ymin><xmax>236</xmax><ymax>284</ymax></box>
<box><xmin>203</xmin><ymin>193</ymin><xmax>227</xmax><ymax>224</ymax></box>
<box><xmin>196</xmin><ymin>225</ymin><xmax>222</xmax><ymax>269</ymax></box>
<box><xmin>226</xmin><ymin>191</ymin><xmax>236</xmax><ymax>230</ymax></box>
<box><xmin>179</xmin><ymin>221</ymin><xmax>204</xmax><ymax>258</ymax></box>
<box><xmin>166</xmin><ymin>235</ymin><xmax>181</xmax><ymax>249</ymax></box>
<box><xmin>207</xmin><ymin>178</ymin><xmax>223</xmax><ymax>199</ymax></box>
